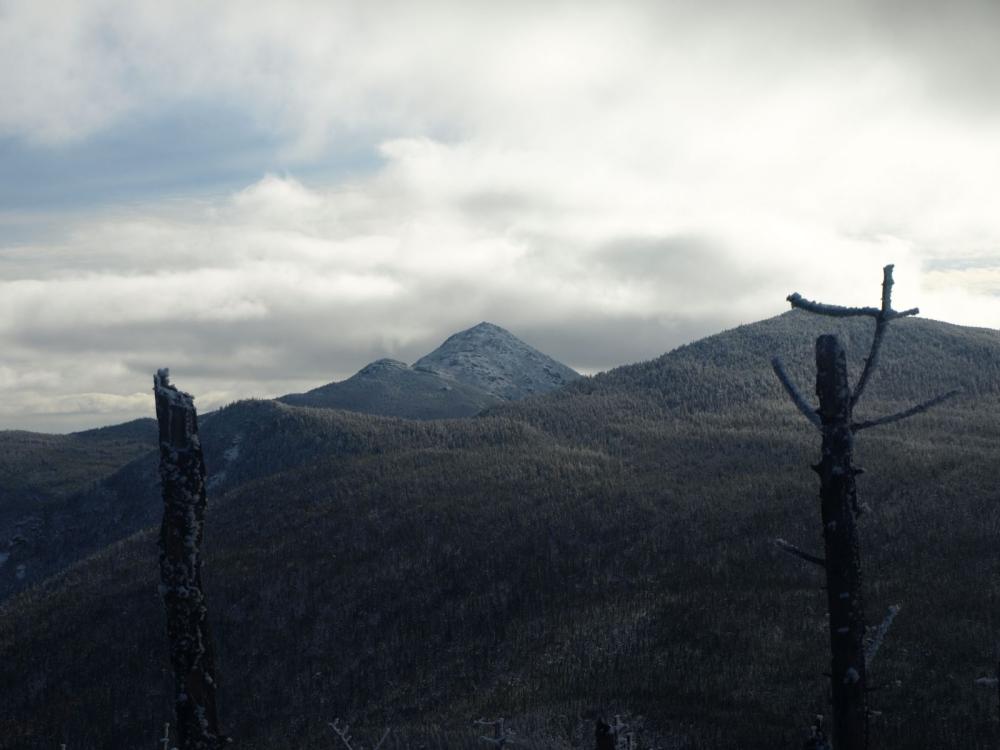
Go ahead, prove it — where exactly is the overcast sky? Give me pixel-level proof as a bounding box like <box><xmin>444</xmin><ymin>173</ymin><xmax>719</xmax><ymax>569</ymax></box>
<box><xmin>2</xmin><ymin>0</ymin><xmax>999</xmax><ymax>431</ymax></box>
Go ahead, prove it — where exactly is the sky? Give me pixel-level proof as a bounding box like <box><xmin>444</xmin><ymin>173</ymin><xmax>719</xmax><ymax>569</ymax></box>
<box><xmin>2</xmin><ymin>0</ymin><xmax>1000</xmax><ymax>432</ymax></box>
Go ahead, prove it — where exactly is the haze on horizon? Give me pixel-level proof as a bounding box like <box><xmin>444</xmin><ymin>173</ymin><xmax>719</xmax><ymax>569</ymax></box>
<box><xmin>2</xmin><ymin>0</ymin><xmax>999</xmax><ymax>432</ymax></box>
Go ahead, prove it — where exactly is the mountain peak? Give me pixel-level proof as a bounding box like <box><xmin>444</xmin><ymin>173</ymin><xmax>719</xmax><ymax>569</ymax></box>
<box><xmin>277</xmin><ymin>323</ymin><xmax>579</xmax><ymax>418</ymax></box>
<box><xmin>357</xmin><ymin>358</ymin><xmax>409</xmax><ymax>376</ymax></box>
<box><xmin>439</xmin><ymin>321</ymin><xmax>515</xmax><ymax>343</ymax></box>
<box><xmin>413</xmin><ymin>322</ymin><xmax>580</xmax><ymax>400</ymax></box>
<box><xmin>469</xmin><ymin>321</ymin><xmax>506</xmax><ymax>333</ymax></box>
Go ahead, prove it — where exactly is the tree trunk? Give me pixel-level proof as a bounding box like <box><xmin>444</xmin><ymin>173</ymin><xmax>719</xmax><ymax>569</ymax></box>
<box><xmin>815</xmin><ymin>336</ymin><xmax>867</xmax><ymax>749</ymax></box>
<box><xmin>154</xmin><ymin>370</ymin><xmax>226</xmax><ymax>749</ymax></box>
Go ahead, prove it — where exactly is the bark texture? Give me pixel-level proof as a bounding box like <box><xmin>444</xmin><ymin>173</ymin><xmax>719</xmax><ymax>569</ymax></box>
<box><xmin>815</xmin><ymin>336</ymin><xmax>867</xmax><ymax>749</ymax></box>
<box><xmin>154</xmin><ymin>369</ymin><xmax>226</xmax><ymax>750</ymax></box>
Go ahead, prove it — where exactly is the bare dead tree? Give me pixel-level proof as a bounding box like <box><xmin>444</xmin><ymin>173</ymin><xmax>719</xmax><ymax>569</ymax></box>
<box><xmin>771</xmin><ymin>265</ymin><xmax>958</xmax><ymax>749</ymax></box>
<box><xmin>154</xmin><ymin>369</ymin><xmax>228</xmax><ymax>749</ymax></box>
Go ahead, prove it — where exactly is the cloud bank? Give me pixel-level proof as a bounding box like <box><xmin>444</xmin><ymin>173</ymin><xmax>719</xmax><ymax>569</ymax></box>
<box><xmin>2</xmin><ymin>1</ymin><xmax>999</xmax><ymax>430</ymax></box>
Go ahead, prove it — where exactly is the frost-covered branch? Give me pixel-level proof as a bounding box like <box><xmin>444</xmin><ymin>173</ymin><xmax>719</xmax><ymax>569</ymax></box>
<box><xmin>864</xmin><ymin>604</ymin><xmax>900</xmax><ymax>667</ymax></box>
<box><xmin>771</xmin><ymin>357</ymin><xmax>822</xmax><ymax>428</ymax></box>
<box><xmin>851</xmin><ymin>390</ymin><xmax>960</xmax><ymax>432</ymax></box>
<box><xmin>786</xmin><ymin>294</ymin><xmax>918</xmax><ymax>321</ymax></box>
<box><xmin>775</xmin><ymin>538</ymin><xmax>826</xmax><ymax>567</ymax></box>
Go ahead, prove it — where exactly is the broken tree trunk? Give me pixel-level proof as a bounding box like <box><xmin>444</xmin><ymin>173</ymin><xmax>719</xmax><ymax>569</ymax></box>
<box><xmin>154</xmin><ymin>369</ymin><xmax>227</xmax><ymax>750</ymax></box>
<box><xmin>815</xmin><ymin>336</ymin><xmax>867</xmax><ymax>749</ymax></box>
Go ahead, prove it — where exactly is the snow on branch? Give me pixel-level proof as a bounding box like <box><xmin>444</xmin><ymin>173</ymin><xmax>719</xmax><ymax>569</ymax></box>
<box><xmin>786</xmin><ymin>264</ymin><xmax>918</xmax><ymax>321</ymax></box>
<box><xmin>771</xmin><ymin>357</ymin><xmax>822</xmax><ymax>428</ymax></box>
<box><xmin>851</xmin><ymin>390</ymin><xmax>961</xmax><ymax>432</ymax></box>
<box><xmin>786</xmin><ymin>293</ymin><xmax>885</xmax><ymax>319</ymax></box>
<box><xmin>786</xmin><ymin>295</ymin><xmax>918</xmax><ymax>320</ymax></box>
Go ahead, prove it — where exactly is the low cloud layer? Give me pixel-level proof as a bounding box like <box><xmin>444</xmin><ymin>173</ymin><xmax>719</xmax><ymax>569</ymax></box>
<box><xmin>2</xmin><ymin>1</ymin><xmax>1000</xmax><ymax>430</ymax></box>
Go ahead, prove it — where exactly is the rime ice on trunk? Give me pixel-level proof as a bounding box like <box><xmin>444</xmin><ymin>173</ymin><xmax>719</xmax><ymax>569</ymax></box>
<box><xmin>815</xmin><ymin>336</ymin><xmax>867</xmax><ymax>749</ymax></box>
<box><xmin>154</xmin><ymin>369</ymin><xmax>226</xmax><ymax>750</ymax></box>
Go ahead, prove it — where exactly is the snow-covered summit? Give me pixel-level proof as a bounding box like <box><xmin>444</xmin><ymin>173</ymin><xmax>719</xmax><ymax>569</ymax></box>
<box><xmin>413</xmin><ymin>321</ymin><xmax>580</xmax><ymax>401</ymax></box>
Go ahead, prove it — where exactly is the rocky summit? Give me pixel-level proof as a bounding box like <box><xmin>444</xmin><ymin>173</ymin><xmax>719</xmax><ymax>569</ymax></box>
<box><xmin>413</xmin><ymin>321</ymin><xmax>580</xmax><ymax>400</ymax></box>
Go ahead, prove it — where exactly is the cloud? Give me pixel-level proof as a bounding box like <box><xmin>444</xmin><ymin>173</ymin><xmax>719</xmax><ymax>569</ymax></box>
<box><xmin>3</xmin><ymin>1</ymin><xmax>1000</xmax><ymax>430</ymax></box>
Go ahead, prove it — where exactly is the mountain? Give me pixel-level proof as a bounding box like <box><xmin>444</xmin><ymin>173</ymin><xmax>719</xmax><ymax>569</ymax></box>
<box><xmin>1</xmin><ymin>311</ymin><xmax>998</xmax><ymax>749</ymax></box>
<box><xmin>0</xmin><ymin>419</ymin><xmax>157</xmax><ymax>597</ymax></box>
<box><xmin>413</xmin><ymin>321</ymin><xmax>580</xmax><ymax>400</ymax></box>
<box><xmin>0</xmin><ymin>323</ymin><xmax>574</xmax><ymax>601</ymax></box>
<box><xmin>0</xmin><ymin>418</ymin><xmax>156</xmax><ymax>508</ymax></box>
<box><xmin>277</xmin><ymin>322</ymin><xmax>579</xmax><ymax>420</ymax></box>
<box><xmin>278</xmin><ymin>358</ymin><xmax>501</xmax><ymax>419</ymax></box>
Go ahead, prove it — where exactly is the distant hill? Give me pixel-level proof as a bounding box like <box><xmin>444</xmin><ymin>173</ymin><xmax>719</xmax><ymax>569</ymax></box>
<box><xmin>1</xmin><ymin>311</ymin><xmax>998</xmax><ymax>749</ymax></box>
<box><xmin>414</xmin><ymin>321</ymin><xmax>580</xmax><ymax>400</ymax></box>
<box><xmin>0</xmin><ymin>419</ymin><xmax>157</xmax><ymax>598</ymax></box>
<box><xmin>278</xmin><ymin>322</ymin><xmax>579</xmax><ymax>419</ymax></box>
<box><xmin>0</xmin><ymin>418</ymin><xmax>156</xmax><ymax>506</ymax></box>
<box><xmin>278</xmin><ymin>358</ymin><xmax>501</xmax><ymax>419</ymax></box>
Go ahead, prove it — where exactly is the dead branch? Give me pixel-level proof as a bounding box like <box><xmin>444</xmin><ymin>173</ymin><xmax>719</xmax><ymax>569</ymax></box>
<box><xmin>771</xmin><ymin>357</ymin><xmax>822</xmax><ymax>428</ymax></box>
<box><xmin>864</xmin><ymin>605</ymin><xmax>900</xmax><ymax>667</ymax></box>
<box><xmin>329</xmin><ymin>719</ymin><xmax>356</xmax><ymax>750</ymax></box>
<box><xmin>851</xmin><ymin>390</ymin><xmax>960</xmax><ymax>432</ymax></box>
<box><xmin>787</xmin><ymin>293</ymin><xmax>918</xmax><ymax>321</ymax></box>
<box><xmin>329</xmin><ymin>719</ymin><xmax>390</xmax><ymax>750</ymax></box>
<box><xmin>372</xmin><ymin>728</ymin><xmax>391</xmax><ymax>750</ymax></box>
<box><xmin>775</xmin><ymin>538</ymin><xmax>826</xmax><ymax>567</ymax></box>
<box><xmin>851</xmin><ymin>265</ymin><xmax>897</xmax><ymax>407</ymax></box>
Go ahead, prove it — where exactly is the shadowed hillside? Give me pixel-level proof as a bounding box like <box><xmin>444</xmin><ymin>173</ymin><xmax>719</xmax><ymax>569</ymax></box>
<box><xmin>279</xmin><ymin>358</ymin><xmax>501</xmax><ymax>418</ymax></box>
<box><xmin>0</xmin><ymin>419</ymin><xmax>157</xmax><ymax>598</ymax></box>
<box><xmin>0</xmin><ymin>322</ymin><xmax>579</xmax><ymax>603</ymax></box>
<box><xmin>1</xmin><ymin>311</ymin><xmax>998</xmax><ymax>749</ymax></box>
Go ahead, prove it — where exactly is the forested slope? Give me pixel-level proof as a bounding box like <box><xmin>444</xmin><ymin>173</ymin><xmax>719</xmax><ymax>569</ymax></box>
<box><xmin>1</xmin><ymin>311</ymin><xmax>997</xmax><ymax>749</ymax></box>
<box><xmin>0</xmin><ymin>419</ymin><xmax>157</xmax><ymax>598</ymax></box>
